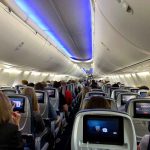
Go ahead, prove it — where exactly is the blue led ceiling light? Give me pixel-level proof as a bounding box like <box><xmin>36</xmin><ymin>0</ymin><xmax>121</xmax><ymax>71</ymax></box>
<box><xmin>14</xmin><ymin>0</ymin><xmax>93</xmax><ymax>61</ymax></box>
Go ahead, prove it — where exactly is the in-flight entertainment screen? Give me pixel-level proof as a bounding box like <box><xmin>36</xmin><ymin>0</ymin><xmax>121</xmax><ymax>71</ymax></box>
<box><xmin>134</xmin><ymin>102</ymin><xmax>150</xmax><ymax>118</ymax></box>
<box><xmin>83</xmin><ymin>115</ymin><xmax>124</xmax><ymax>145</ymax></box>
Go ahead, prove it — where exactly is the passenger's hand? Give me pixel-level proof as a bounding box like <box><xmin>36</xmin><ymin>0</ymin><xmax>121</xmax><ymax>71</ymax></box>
<box><xmin>12</xmin><ymin>111</ymin><xmax>21</xmax><ymax>126</ymax></box>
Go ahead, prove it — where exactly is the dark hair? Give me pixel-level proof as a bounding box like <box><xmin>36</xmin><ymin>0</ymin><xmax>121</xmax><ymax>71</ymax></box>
<box><xmin>138</xmin><ymin>86</ymin><xmax>149</xmax><ymax>90</ymax></box>
<box><xmin>22</xmin><ymin>80</ymin><xmax>28</xmax><ymax>85</ymax></box>
<box><xmin>83</xmin><ymin>96</ymin><xmax>111</xmax><ymax>109</ymax></box>
<box><xmin>34</xmin><ymin>82</ymin><xmax>44</xmax><ymax>90</ymax></box>
<box><xmin>53</xmin><ymin>81</ymin><xmax>61</xmax><ymax>88</ymax></box>
<box><xmin>27</xmin><ymin>82</ymin><xmax>35</xmax><ymax>87</ymax></box>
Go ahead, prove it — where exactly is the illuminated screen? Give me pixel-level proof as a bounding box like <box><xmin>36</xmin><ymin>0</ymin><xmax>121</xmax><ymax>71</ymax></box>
<box><xmin>83</xmin><ymin>115</ymin><xmax>124</xmax><ymax>145</ymax></box>
<box><xmin>9</xmin><ymin>97</ymin><xmax>25</xmax><ymax>113</ymax></box>
<box><xmin>89</xmin><ymin>92</ymin><xmax>105</xmax><ymax>97</ymax></box>
<box><xmin>47</xmin><ymin>89</ymin><xmax>55</xmax><ymax>98</ymax></box>
<box><xmin>140</xmin><ymin>92</ymin><xmax>148</xmax><ymax>98</ymax></box>
<box><xmin>121</xmin><ymin>95</ymin><xmax>137</xmax><ymax>105</ymax></box>
<box><xmin>134</xmin><ymin>102</ymin><xmax>150</xmax><ymax>118</ymax></box>
<box><xmin>130</xmin><ymin>89</ymin><xmax>139</xmax><ymax>93</ymax></box>
<box><xmin>36</xmin><ymin>92</ymin><xmax>44</xmax><ymax>103</ymax></box>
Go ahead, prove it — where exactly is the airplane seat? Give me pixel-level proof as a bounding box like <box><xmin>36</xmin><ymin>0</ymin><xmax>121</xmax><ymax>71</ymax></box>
<box><xmin>138</xmin><ymin>89</ymin><xmax>149</xmax><ymax>98</ymax></box>
<box><xmin>71</xmin><ymin>109</ymin><xmax>137</xmax><ymax>150</ymax></box>
<box><xmin>108</xmin><ymin>87</ymin><xmax>120</xmax><ymax>98</ymax></box>
<box><xmin>102</xmin><ymin>84</ymin><xmax>111</xmax><ymax>93</ymax></box>
<box><xmin>0</xmin><ymin>88</ymin><xmax>17</xmax><ymax>95</ymax></box>
<box><xmin>85</xmin><ymin>91</ymin><xmax>107</xmax><ymax>98</ymax></box>
<box><xmin>117</xmin><ymin>92</ymin><xmax>139</xmax><ymax>112</ymax></box>
<box><xmin>8</xmin><ymin>94</ymin><xmax>50</xmax><ymax>150</ymax></box>
<box><xmin>35</xmin><ymin>90</ymin><xmax>61</xmax><ymax>139</ymax></box>
<box><xmin>111</xmin><ymin>89</ymin><xmax>129</xmax><ymax>100</ymax></box>
<box><xmin>91</xmin><ymin>88</ymin><xmax>103</xmax><ymax>93</ymax></box>
<box><xmin>15</xmin><ymin>85</ymin><xmax>26</xmax><ymax>94</ymax></box>
<box><xmin>125</xmin><ymin>98</ymin><xmax>150</xmax><ymax>142</ymax></box>
<box><xmin>46</xmin><ymin>88</ymin><xmax>59</xmax><ymax>111</ymax></box>
<box><xmin>46</xmin><ymin>88</ymin><xmax>66</xmax><ymax>127</ymax></box>
<box><xmin>80</xmin><ymin>96</ymin><xmax>117</xmax><ymax>111</ymax></box>
<box><xmin>130</xmin><ymin>88</ymin><xmax>139</xmax><ymax>93</ymax></box>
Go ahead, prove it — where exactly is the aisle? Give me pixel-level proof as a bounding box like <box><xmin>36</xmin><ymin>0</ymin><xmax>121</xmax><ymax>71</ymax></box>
<box><xmin>54</xmin><ymin>121</ymin><xmax>74</xmax><ymax>150</ymax></box>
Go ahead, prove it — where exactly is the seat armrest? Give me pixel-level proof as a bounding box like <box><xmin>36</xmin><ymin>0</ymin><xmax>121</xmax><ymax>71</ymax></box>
<box><xmin>35</xmin><ymin>128</ymin><xmax>50</xmax><ymax>150</ymax></box>
<box><xmin>22</xmin><ymin>133</ymin><xmax>35</xmax><ymax>149</ymax></box>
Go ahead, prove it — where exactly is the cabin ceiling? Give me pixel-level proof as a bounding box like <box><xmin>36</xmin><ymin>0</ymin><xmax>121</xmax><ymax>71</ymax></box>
<box><xmin>1</xmin><ymin>0</ymin><xmax>150</xmax><ymax>77</ymax></box>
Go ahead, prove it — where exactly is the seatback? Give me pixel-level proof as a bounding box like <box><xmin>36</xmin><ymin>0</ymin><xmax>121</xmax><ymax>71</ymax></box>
<box><xmin>91</xmin><ymin>88</ymin><xmax>103</xmax><ymax>92</ymax></box>
<box><xmin>71</xmin><ymin>110</ymin><xmax>137</xmax><ymax>150</ymax></box>
<box><xmin>8</xmin><ymin>94</ymin><xmax>31</xmax><ymax>134</ymax></box>
<box><xmin>0</xmin><ymin>85</ymin><xmax>12</xmax><ymax>89</ymax></box>
<box><xmin>35</xmin><ymin>90</ymin><xmax>49</xmax><ymax>119</ymax></box>
<box><xmin>15</xmin><ymin>85</ymin><xmax>26</xmax><ymax>94</ymax></box>
<box><xmin>102</xmin><ymin>84</ymin><xmax>111</xmax><ymax>93</ymax></box>
<box><xmin>46</xmin><ymin>88</ymin><xmax>59</xmax><ymax>111</ymax></box>
<box><xmin>85</xmin><ymin>91</ymin><xmax>107</xmax><ymax>98</ymax></box>
<box><xmin>125</xmin><ymin>98</ymin><xmax>150</xmax><ymax>142</ymax></box>
<box><xmin>111</xmin><ymin>89</ymin><xmax>129</xmax><ymax>100</ymax></box>
<box><xmin>130</xmin><ymin>88</ymin><xmax>139</xmax><ymax>93</ymax></box>
<box><xmin>0</xmin><ymin>88</ymin><xmax>17</xmax><ymax>95</ymax></box>
<box><xmin>81</xmin><ymin>96</ymin><xmax>117</xmax><ymax>111</ymax></box>
<box><xmin>108</xmin><ymin>87</ymin><xmax>120</xmax><ymax>98</ymax></box>
<box><xmin>117</xmin><ymin>92</ymin><xmax>139</xmax><ymax>108</ymax></box>
<box><xmin>138</xmin><ymin>89</ymin><xmax>149</xmax><ymax>98</ymax></box>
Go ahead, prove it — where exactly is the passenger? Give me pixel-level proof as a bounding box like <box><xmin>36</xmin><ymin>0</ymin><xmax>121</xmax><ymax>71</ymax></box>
<box><xmin>22</xmin><ymin>87</ymin><xmax>45</xmax><ymax>134</ymax></box>
<box><xmin>112</xmin><ymin>83</ymin><xmax>119</xmax><ymax>87</ymax></box>
<box><xmin>138</xmin><ymin>85</ymin><xmax>149</xmax><ymax>90</ymax></box>
<box><xmin>27</xmin><ymin>82</ymin><xmax>35</xmax><ymax>87</ymax></box>
<box><xmin>79</xmin><ymin>86</ymin><xmax>90</xmax><ymax>109</ymax></box>
<box><xmin>21</xmin><ymin>80</ymin><xmax>28</xmax><ymax>86</ymax></box>
<box><xmin>34</xmin><ymin>82</ymin><xmax>45</xmax><ymax>90</ymax></box>
<box><xmin>138</xmin><ymin>122</ymin><xmax>150</xmax><ymax>150</ymax></box>
<box><xmin>90</xmin><ymin>80</ymin><xmax>98</xmax><ymax>88</ymax></box>
<box><xmin>82</xmin><ymin>96</ymin><xmax>111</xmax><ymax>109</ymax></box>
<box><xmin>0</xmin><ymin>92</ymin><xmax>23</xmax><ymax>149</ymax></box>
<box><xmin>53</xmin><ymin>81</ymin><xmax>68</xmax><ymax>113</ymax></box>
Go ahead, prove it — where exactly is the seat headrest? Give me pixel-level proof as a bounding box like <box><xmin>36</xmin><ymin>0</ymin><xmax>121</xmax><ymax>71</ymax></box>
<box><xmin>71</xmin><ymin>110</ymin><xmax>137</xmax><ymax>150</ymax></box>
<box><xmin>125</xmin><ymin>98</ymin><xmax>150</xmax><ymax>120</ymax></box>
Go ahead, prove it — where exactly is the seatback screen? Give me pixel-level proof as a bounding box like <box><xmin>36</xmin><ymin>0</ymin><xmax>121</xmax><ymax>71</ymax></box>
<box><xmin>9</xmin><ymin>97</ymin><xmax>25</xmax><ymax>113</ymax></box>
<box><xmin>134</xmin><ymin>102</ymin><xmax>150</xmax><ymax>118</ymax></box>
<box><xmin>47</xmin><ymin>89</ymin><xmax>55</xmax><ymax>98</ymax></box>
<box><xmin>140</xmin><ymin>92</ymin><xmax>148</xmax><ymax>98</ymax></box>
<box><xmin>131</xmin><ymin>89</ymin><xmax>139</xmax><ymax>93</ymax></box>
<box><xmin>83</xmin><ymin>115</ymin><xmax>124</xmax><ymax>145</ymax></box>
<box><xmin>121</xmin><ymin>95</ymin><xmax>137</xmax><ymax>105</ymax></box>
<box><xmin>36</xmin><ymin>92</ymin><xmax>44</xmax><ymax>103</ymax></box>
<box><xmin>89</xmin><ymin>92</ymin><xmax>105</xmax><ymax>97</ymax></box>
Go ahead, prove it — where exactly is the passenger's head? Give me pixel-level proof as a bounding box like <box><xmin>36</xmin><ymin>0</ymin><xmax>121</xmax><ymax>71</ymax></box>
<box><xmin>34</xmin><ymin>82</ymin><xmax>45</xmax><ymax>90</ymax></box>
<box><xmin>83</xmin><ymin>96</ymin><xmax>111</xmax><ymax>109</ymax></box>
<box><xmin>0</xmin><ymin>92</ymin><xmax>12</xmax><ymax>124</ymax></box>
<box><xmin>27</xmin><ymin>82</ymin><xmax>35</xmax><ymax>87</ymax></box>
<box><xmin>21</xmin><ymin>80</ymin><xmax>28</xmax><ymax>85</ymax></box>
<box><xmin>22</xmin><ymin>87</ymin><xmax>39</xmax><ymax>112</ymax></box>
<box><xmin>81</xmin><ymin>86</ymin><xmax>90</xmax><ymax>100</ymax></box>
<box><xmin>138</xmin><ymin>86</ymin><xmax>149</xmax><ymax>90</ymax></box>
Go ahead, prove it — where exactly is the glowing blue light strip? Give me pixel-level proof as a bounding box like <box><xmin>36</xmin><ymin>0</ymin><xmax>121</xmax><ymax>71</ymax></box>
<box><xmin>15</xmin><ymin>0</ymin><xmax>72</xmax><ymax>57</ymax></box>
<box><xmin>14</xmin><ymin>0</ymin><xmax>93</xmax><ymax>61</ymax></box>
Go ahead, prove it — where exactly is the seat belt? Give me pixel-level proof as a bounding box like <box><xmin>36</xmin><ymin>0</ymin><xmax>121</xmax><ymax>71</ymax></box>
<box><xmin>147</xmin><ymin>135</ymin><xmax>150</xmax><ymax>150</ymax></box>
